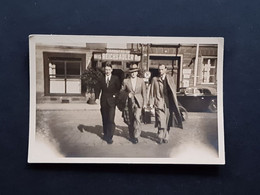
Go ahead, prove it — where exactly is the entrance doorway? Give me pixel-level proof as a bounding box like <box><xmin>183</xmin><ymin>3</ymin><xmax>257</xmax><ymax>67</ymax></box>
<box><xmin>149</xmin><ymin>56</ymin><xmax>181</xmax><ymax>91</ymax></box>
<box><xmin>112</xmin><ymin>69</ymin><xmax>124</xmax><ymax>85</ymax></box>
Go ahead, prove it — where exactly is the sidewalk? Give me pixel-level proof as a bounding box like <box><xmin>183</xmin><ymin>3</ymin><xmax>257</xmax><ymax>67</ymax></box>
<box><xmin>36</xmin><ymin>103</ymin><xmax>100</xmax><ymax>110</ymax></box>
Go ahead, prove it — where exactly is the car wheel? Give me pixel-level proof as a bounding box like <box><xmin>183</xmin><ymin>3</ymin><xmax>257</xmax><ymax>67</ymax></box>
<box><xmin>179</xmin><ymin>106</ymin><xmax>188</xmax><ymax>121</ymax></box>
<box><xmin>208</xmin><ymin>99</ymin><xmax>217</xmax><ymax>113</ymax></box>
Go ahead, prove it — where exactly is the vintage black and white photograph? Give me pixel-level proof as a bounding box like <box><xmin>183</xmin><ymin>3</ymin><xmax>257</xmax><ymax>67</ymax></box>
<box><xmin>28</xmin><ymin>35</ymin><xmax>224</xmax><ymax>164</ymax></box>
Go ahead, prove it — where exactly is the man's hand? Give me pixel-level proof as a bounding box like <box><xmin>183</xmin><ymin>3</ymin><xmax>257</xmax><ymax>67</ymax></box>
<box><xmin>128</xmin><ymin>93</ymin><xmax>133</xmax><ymax>98</ymax></box>
<box><xmin>95</xmin><ymin>99</ymin><xmax>100</xmax><ymax>104</ymax></box>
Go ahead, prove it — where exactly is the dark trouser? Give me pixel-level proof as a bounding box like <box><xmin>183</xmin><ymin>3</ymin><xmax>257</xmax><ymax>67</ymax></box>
<box><xmin>101</xmin><ymin>103</ymin><xmax>116</xmax><ymax>141</ymax></box>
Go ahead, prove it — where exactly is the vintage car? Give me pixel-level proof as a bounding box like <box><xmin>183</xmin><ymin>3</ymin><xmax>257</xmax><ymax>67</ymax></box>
<box><xmin>177</xmin><ymin>86</ymin><xmax>217</xmax><ymax>112</ymax></box>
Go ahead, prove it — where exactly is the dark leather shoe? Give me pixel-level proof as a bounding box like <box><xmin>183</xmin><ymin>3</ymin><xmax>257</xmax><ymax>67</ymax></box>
<box><xmin>130</xmin><ymin>138</ymin><xmax>138</xmax><ymax>144</ymax></box>
<box><xmin>107</xmin><ymin>139</ymin><xmax>113</xmax><ymax>144</ymax></box>
<box><xmin>163</xmin><ymin>139</ymin><xmax>168</xmax><ymax>144</ymax></box>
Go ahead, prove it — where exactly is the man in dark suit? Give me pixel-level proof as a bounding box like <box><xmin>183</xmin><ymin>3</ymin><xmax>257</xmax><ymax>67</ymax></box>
<box><xmin>96</xmin><ymin>63</ymin><xmax>120</xmax><ymax>144</ymax></box>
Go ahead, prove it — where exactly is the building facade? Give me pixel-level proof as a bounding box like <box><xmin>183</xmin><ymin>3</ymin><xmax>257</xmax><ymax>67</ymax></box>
<box><xmin>36</xmin><ymin>43</ymin><xmax>218</xmax><ymax>104</ymax></box>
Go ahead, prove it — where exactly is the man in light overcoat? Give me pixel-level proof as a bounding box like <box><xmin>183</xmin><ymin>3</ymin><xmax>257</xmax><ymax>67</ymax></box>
<box><xmin>120</xmin><ymin>64</ymin><xmax>147</xmax><ymax>144</ymax></box>
<box><xmin>150</xmin><ymin>64</ymin><xmax>183</xmax><ymax>144</ymax></box>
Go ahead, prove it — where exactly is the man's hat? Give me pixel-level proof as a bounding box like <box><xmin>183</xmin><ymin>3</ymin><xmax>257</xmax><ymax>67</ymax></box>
<box><xmin>128</xmin><ymin>63</ymin><xmax>139</xmax><ymax>73</ymax></box>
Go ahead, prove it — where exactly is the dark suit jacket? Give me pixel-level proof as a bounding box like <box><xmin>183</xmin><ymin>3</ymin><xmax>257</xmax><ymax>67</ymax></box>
<box><xmin>96</xmin><ymin>75</ymin><xmax>120</xmax><ymax>107</ymax></box>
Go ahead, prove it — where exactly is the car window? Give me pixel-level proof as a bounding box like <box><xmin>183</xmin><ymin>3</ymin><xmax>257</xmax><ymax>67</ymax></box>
<box><xmin>198</xmin><ymin>89</ymin><xmax>203</xmax><ymax>93</ymax></box>
<box><xmin>194</xmin><ymin>89</ymin><xmax>202</xmax><ymax>96</ymax></box>
<box><xmin>179</xmin><ymin>88</ymin><xmax>186</xmax><ymax>93</ymax></box>
<box><xmin>202</xmin><ymin>89</ymin><xmax>212</xmax><ymax>95</ymax></box>
<box><xmin>185</xmin><ymin>88</ymin><xmax>193</xmax><ymax>95</ymax></box>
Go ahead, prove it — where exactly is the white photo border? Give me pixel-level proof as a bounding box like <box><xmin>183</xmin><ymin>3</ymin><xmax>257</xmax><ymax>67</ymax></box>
<box><xmin>28</xmin><ymin>35</ymin><xmax>225</xmax><ymax>164</ymax></box>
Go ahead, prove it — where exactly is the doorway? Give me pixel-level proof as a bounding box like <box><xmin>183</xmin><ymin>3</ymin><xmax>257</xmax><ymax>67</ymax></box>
<box><xmin>149</xmin><ymin>56</ymin><xmax>181</xmax><ymax>91</ymax></box>
<box><xmin>112</xmin><ymin>69</ymin><xmax>124</xmax><ymax>85</ymax></box>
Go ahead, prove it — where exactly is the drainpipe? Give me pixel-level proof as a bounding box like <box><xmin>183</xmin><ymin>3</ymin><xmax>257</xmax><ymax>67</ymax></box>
<box><xmin>147</xmin><ymin>44</ymin><xmax>150</xmax><ymax>70</ymax></box>
<box><xmin>194</xmin><ymin>44</ymin><xmax>199</xmax><ymax>87</ymax></box>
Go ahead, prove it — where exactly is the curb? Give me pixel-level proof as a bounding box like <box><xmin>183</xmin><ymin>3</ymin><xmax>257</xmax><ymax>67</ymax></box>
<box><xmin>36</xmin><ymin>103</ymin><xmax>100</xmax><ymax>111</ymax></box>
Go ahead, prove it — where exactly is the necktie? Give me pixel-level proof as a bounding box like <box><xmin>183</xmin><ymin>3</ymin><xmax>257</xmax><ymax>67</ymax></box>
<box><xmin>106</xmin><ymin>76</ymin><xmax>109</xmax><ymax>87</ymax></box>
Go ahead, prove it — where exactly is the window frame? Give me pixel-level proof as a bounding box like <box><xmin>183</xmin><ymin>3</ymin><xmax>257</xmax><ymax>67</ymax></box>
<box><xmin>200</xmin><ymin>56</ymin><xmax>217</xmax><ymax>85</ymax></box>
<box><xmin>43</xmin><ymin>52</ymin><xmax>86</xmax><ymax>96</ymax></box>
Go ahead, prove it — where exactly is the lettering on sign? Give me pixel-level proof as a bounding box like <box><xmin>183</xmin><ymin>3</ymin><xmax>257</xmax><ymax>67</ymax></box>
<box><xmin>102</xmin><ymin>53</ymin><xmax>135</xmax><ymax>61</ymax></box>
<box><xmin>94</xmin><ymin>52</ymin><xmax>141</xmax><ymax>61</ymax></box>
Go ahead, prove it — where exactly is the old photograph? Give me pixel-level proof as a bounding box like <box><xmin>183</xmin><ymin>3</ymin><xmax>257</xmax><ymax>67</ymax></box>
<box><xmin>28</xmin><ymin>35</ymin><xmax>224</xmax><ymax>164</ymax></box>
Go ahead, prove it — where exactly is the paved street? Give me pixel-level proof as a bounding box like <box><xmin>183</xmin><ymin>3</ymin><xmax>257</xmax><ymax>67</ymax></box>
<box><xmin>35</xmin><ymin>106</ymin><xmax>219</xmax><ymax>161</ymax></box>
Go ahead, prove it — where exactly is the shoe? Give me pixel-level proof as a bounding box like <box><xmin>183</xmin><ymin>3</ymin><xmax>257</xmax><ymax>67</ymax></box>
<box><xmin>130</xmin><ymin>138</ymin><xmax>138</xmax><ymax>144</ymax></box>
<box><xmin>158</xmin><ymin>138</ymin><xmax>163</xmax><ymax>144</ymax></box>
<box><xmin>163</xmin><ymin>139</ymin><xmax>168</xmax><ymax>144</ymax></box>
<box><xmin>107</xmin><ymin>139</ymin><xmax>113</xmax><ymax>144</ymax></box>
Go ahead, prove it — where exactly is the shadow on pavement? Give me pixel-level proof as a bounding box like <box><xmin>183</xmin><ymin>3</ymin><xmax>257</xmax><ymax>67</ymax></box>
<box><xmin>77</xmin><ymin>124</ymin><xmax>103</xmax><ymax>139</ymax></box>
<box><xmin>140</xmin><ymin>131</ymin><xmax>158</xmax><ymax>143</ymax></box>
<box><xmin>77</xmin><ymin>124</ymin><xmax>130</xmax><ymax>141</ymax></box>
<box><xmin>115</xmin><ymin>125</ymin><xmax>129</xmax><ymax>140</ymax></box>
<box><xmin>77</xmin><ymin>124</ymin><xmax>159</xmax><ymax>143</ymax></box>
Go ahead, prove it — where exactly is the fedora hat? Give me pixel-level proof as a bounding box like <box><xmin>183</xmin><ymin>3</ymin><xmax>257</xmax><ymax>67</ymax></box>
<box><xmin>129</xmin><ymin>63</ymin><xmax>139</xmax><ymax>73</ymax></box>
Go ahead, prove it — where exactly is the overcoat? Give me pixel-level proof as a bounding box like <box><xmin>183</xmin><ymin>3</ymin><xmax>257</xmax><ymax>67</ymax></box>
<box><xmin>150</xmin><ymin>74</ymin><xmax>183</xmax><ymax>129</ymax></box>
<box><xmin>120</xmin><ymin>77</ymin><xmax>147</xmax><ymax>108</ymax></box>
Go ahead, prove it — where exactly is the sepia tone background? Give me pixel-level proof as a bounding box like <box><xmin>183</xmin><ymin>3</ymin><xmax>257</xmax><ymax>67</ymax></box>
<box><xmin>1</xmin><ymin>0</ymin><xmax>259</xmax><ymax>194</ymax></box>
<box><xmin>32</xmin><ymin>38</ymin><xmax>220</xmax><ymax>162</ymax></box>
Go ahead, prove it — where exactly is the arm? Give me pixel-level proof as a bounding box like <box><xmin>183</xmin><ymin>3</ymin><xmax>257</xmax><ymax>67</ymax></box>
<box><xmin>120</xmin><ymin>79</ymin><xmax>127</xmax><ymax>92</ymax></box>
<box><xmin>120</xmin><ymin>79</ymin><xmax>133</xmax><ymax>98</ymax></box>
<box><xmin>115</xmin><ymin>76</ymin><xmax>121</xmax><ymax>94</ymax></box>
<box><xmin>149</xmin><ymin>78</ymin><xmax>155</xmax><ymax>107</ymax></box>
<box><xmin>141</xmin><ymin>79</ymin><xmax>147</xmax><ymax>107</ymax></box>
<box><xmin>95</xmin><ymin>77</ymin><xmax>102</xmax><ymax>100</ymax></box>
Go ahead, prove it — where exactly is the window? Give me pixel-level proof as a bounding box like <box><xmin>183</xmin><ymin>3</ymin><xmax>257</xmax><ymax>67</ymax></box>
<box><xmin>44</xmin><ymin>53</ymin><xmax>85</xmax><ymax>95</ymax></box>
<box><xmin>201</xmin><ymin>88</ymin><xmax>212</xmax><ymax>95</ymax></box>
<box><xmin>201</xmin><ymin>57</ymin><xmax>217</xmax><ymax>84</ymax></box>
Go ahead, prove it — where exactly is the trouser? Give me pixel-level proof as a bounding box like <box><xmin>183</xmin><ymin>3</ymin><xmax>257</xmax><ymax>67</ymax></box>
<box><xmin>128</xmin><ymin>98</ymin><xmax>142</xmax><ymax>139</ymax></box>
<box><xmin>156</xmin><ymin>105</ymin><xmax>170</xmax><ymax>141</ymax></box>
<box><xmin>101</xmin><ymin>103</ymin><xmax>116</xmax><ymax>141</ymax></box>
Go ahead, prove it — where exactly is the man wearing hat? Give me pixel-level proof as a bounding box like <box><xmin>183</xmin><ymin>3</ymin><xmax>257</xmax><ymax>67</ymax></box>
<box><xmin>120</xmin><ymin>63</ymin><xmax>147</xmax><ymax>144</ymax></box>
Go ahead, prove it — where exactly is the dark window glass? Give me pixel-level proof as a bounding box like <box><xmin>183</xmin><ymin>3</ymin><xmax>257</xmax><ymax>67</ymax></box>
<box><xmin>67</xmin><ymin>62</ymin><xmax>81</xmax><ymax>75</ymax></box>
<box><xmin>55</xmin><ymin>61</ymin><xmax>65</xmax><ymax>76</ymax></box>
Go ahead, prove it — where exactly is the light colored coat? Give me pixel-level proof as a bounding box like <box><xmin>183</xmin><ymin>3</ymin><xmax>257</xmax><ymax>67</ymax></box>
<box><xmin>121</xmin><ymin>77</ymin><xmax>147</xmax><ymax>108</ymax></box>
<box><xmin>150</xmin><ymin>74</ymin><xmax>183</xmax><ymax>129</ymax></box>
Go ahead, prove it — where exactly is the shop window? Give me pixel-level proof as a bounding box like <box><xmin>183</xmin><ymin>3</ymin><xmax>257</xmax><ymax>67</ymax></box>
<box><xmin>44</xmin><ymin>52</ymin><xmax>85</xmax><ymax>95</ymax></box>
<box><xmin>201</xmin><ymin>57</ymin><xmax>217</xmax><ymax>84</ymax></box>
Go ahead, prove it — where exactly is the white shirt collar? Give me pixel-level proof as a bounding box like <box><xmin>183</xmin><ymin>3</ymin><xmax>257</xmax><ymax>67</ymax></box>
<box><xmin>161</xmin><ymin>74</ymin><xmax>166</xmax><ymax>80</ymax></box>
<box><xmin>106</xmin><ymin>75</ymin><xmax>111</xmax><ymax>80</ymax></box>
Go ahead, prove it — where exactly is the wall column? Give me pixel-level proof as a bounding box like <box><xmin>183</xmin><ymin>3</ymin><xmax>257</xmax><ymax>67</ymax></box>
<box><xmin>194</xmin><ymin>44</ymin><xmax>199</xmax><ymax>87</ymax></box>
